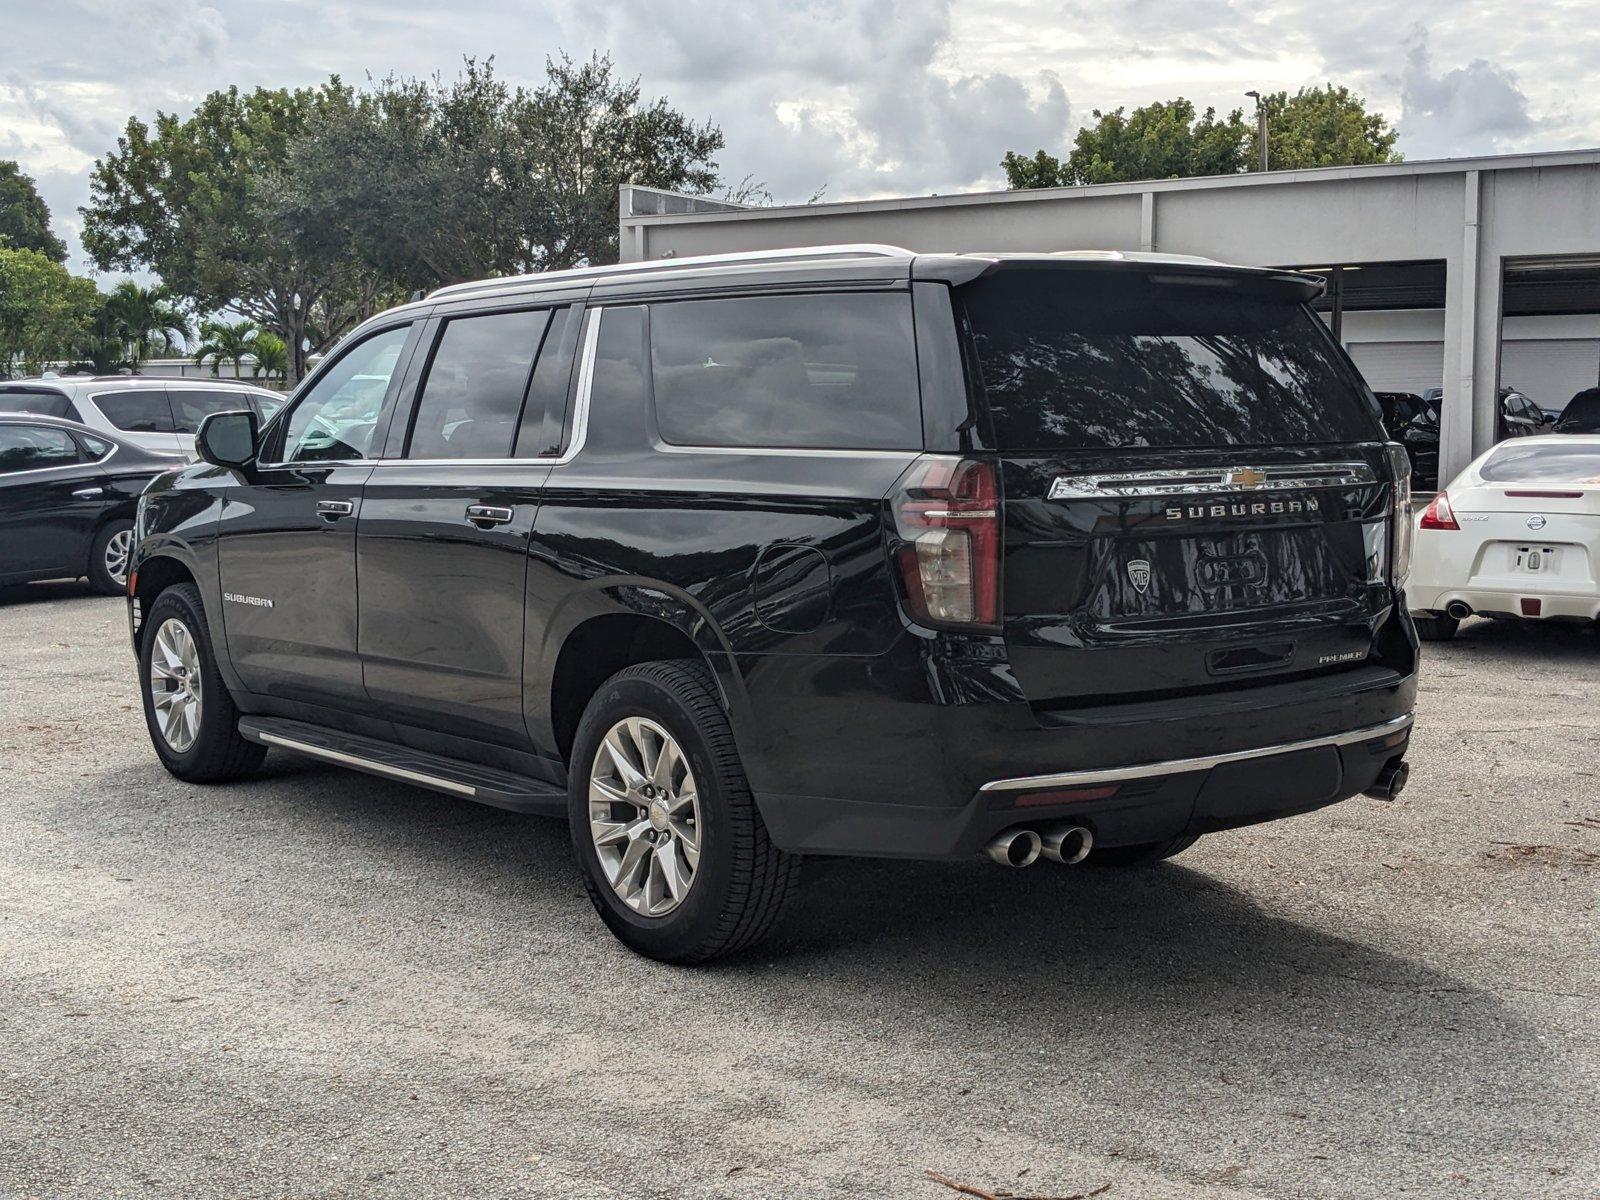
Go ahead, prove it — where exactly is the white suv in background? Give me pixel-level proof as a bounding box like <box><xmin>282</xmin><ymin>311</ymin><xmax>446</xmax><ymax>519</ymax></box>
<box><xmin>0</xmin><ymin>376</ymin><xmax>285</xmax><ymax>459</ymax></box>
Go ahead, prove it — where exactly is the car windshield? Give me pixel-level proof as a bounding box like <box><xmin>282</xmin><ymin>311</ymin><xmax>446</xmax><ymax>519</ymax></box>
<box><xmin>1479</xmin><ymin>442</ymin><xmax>1600</xmax><ymax>483</ymax></box>
<box><xmin>962</xmin><ymin>270</ymin><xmax>1383</xmax><ymax>450</ymax></box>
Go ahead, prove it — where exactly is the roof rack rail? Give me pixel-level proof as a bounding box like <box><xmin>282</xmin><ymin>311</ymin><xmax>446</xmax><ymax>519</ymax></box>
<box><xmin>427</xmin><ymin>244</ymin><xmax>915</xmax><ymax>301</ymax></box>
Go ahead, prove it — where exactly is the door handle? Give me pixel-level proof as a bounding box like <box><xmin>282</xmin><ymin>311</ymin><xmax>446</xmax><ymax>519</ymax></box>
<box><xmin>316</xmin><ymin>499</ymin><xmax>355</xmax><ymax>521</ymax></box>
<box><xmin>72</xmin><ymin>486</ymin><xmax>105</xmax><ymax>499</ymax></box>
<box><xmin>466</xmin><ymin>503</ymin><xmax>515</xmax><ymax>527</ymax></box>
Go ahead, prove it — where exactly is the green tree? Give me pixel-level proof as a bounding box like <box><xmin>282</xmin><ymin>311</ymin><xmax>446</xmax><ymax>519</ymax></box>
<box><xmin>0</xmin><ymin>161</ymin><xmax>69</xmax><ymax>263</ymax></box>
<box><xmin>1004</xmin><ymin>85</ymin><xmax>1398</xmax><ymax>188</ymax></box>
<box><xmin>1000</xmin><ymin>148</ymin><xmax>1068</xmax><ymax>190</ymax></box>
<box><xmin>192</xmin><ymin>316</ymin><xmax>261</xmax><ymax>377</ymax></box>
<box><xmin>0</xmin><ymin>247</ymin><xmax>99</xmax><ymax>374</ymax></box>
<box><xmin>102</xmin><ymin>281</ymin><xmax>191</xmax><ymax>366</ymax></box>
<box><xmin>1256</xmin><ymin>85</ymin><xmax>1401</xmax><ymax>170</ymax></box>
<box><xmin>271</xmin><ymin>55</ymin><xmax>725</xmax><ymax>290</ymax></box>
<box><xmin>81</xmin><ymin>84</ymin><xmax>379</xmax><ymax>383</ymax></box>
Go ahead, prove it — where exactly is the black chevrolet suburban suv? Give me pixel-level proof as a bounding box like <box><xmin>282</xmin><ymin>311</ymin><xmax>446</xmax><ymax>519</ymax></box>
<box><xmin>128</xmin><ymin>245</ymin><xmax>1418</xmax><ymax>962</ymax></box>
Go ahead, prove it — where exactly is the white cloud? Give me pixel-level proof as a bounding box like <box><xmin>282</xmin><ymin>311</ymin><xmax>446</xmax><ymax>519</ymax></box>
<box><xmin>1397</xmin><ymin>27</ymin><xmax>1536</xmax><ymax>159</ymax></box>
<box><xmin>0</xmin><ymin>0</ymin><xmax>1595</xmax><ymax>275</ymax></box>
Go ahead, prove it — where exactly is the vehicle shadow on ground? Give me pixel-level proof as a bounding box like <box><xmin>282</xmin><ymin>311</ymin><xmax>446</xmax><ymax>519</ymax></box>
<box><xmin>1438</xmin><ymin>614</ymin><xmax>1599</xmax><ymax>660</ymax></box>
<box><xmin>0</xmin><ymin>580</ymin><xmax>108</xmax><ymax>608</ymax></box>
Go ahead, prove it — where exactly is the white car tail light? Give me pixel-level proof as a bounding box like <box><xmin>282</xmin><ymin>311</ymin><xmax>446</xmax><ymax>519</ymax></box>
<box><xmin>891</xmin><ymin>456</ymin><xmax>1001</xmax><ymax>628</ymax></box>
<box><xmin>1418</xmin><ymin>491</ymin><xmax>1460</xmax><ymax>531</ymax></box>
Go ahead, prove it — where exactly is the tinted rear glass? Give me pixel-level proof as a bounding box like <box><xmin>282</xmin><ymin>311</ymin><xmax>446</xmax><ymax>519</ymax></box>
<box><xmin>93</xmin><ymin>390</ymin><xmax>175</xmax><ymax>432</ymax></box>
<box><xmin>1480</xmin><ymin>442</ymin><xmax>1600</xmax><ymax>483</ymax></box>
<box><xmin>962</xmin><ymin>271</ymin><xmax>1382</xmax><ymax>450</ymax></box>
<box><xmin>0</xmin><ymin>390</ymin><xmax>71</xmax><ymax>419</ymax></box>
<box><xmin>649</xmin><ymin>292</ymin><xmax>922</xmax><ymax>450</ymax></box>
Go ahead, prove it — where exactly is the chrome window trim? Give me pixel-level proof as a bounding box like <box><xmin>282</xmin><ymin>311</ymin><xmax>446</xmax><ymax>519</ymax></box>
<box><xmin>978</xmin><ymin>713</ymin><xmax>1413</xmax><ymax>793</ymax></box>
<box><xmin>1048</xmin><ymin>461</ymin><xmax>1378</xmax><ymax>501</ymax></box>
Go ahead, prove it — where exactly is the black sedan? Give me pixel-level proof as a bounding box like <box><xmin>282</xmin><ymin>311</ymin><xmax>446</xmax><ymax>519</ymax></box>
<box><xmin>0</xmin><ymin>414</ymin><xmax>181</xmax><ymax>595</ymax></box>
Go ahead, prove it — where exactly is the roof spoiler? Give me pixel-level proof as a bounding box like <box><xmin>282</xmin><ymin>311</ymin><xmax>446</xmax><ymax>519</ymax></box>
<box><xmin>912</xmin><ymin>252</ymin><xmax>1325</xmax><ymax>300</ymax></box>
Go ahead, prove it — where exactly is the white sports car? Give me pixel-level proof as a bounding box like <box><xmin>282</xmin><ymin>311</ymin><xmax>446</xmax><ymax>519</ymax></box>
<box><xmin>1408</xmin><ymin>434</ymin><xmax>1600</xmax><ymax>640</ymax></box>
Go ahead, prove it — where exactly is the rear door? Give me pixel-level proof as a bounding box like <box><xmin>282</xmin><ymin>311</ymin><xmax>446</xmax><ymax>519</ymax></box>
<box><xmin>357</xmin><ymin>301</ymin><xmax>581</xmax><ymax>746</ymax></box>
<box><xmin>958</xmin><ymin>265</ymin><xmax>1395</xmax><ymax>708</ymax></box>
<box><xmin>83</xmin><ymin>388</ymin><xmax>184</xmax><ymax>456</ymax></box>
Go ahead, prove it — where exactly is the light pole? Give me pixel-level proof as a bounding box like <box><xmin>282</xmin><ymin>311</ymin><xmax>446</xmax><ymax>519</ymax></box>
<box><xmin>1245</xmin><ymin>90</ymin><xmax>1268</xmax><ymax>172</ymax></box>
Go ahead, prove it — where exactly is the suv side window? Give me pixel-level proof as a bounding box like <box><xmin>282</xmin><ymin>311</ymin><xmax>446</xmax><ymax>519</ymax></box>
<box><xmin>278</xmin><ymin>325</ymin><xmax>411</xmax><ymax>463</ymax></box>
<box><xmin>91</xmin><ymin>391</ymin><xmax>176</xmax><ymax>433</ymax></box>
<box><xmin>0</xmin><ymin>390</ymin><xmax>71</xmax><ymax>419</ymax></box>
<box><xmin>647</xmin><ymin>292</ymin><xmax>923</xmax><ymax>450</ymax></box>
<box><xmin>406</xmin><ymin>309</ymin><xmax>549</xmax><ymax>460</ymax></box>
<box><xmin>169</xmin><ymin>389</ymin><xmax>263</xmax><ymax>435</ymax></box>
<box><xmin>0</xmin><ymin>424</ymin><xmax>82</xmax><ymax>473</ymax></box>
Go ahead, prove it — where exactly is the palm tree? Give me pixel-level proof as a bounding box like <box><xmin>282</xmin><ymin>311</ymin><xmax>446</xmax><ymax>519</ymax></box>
<box><xmin>249</xmin><ymin>330</ymin><xmax>288</xmax><ymax>384</ymax></box>
<box><xmin>103</xmin><ymin>281</ymin><xmax>192</xmax><ymax>367</ymax></box>
<box><xmin>193</xmin><ymin>317</ymin><xmax>261</xmax><ymax>378</ymax></box>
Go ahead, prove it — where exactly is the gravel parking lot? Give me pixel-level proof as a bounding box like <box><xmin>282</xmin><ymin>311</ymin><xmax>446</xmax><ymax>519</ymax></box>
<box><xmin>1</xmin><ymin>584</ymin><xmax>1596</xmax><ymax>1199</ymax></box>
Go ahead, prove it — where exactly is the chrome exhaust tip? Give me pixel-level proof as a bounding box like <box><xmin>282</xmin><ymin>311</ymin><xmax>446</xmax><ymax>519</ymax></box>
<box><xmin>1445</xmin><ymin>601</ymin><xmax>1472</xmax><ymax>620</ymax></box>
<box><xmin>1040</xmin><ymin>824</ymin><xmax>1094</xmax><ymax>865</ymax></box>
<box><xmin>1363</xmin><ymin>760</ymin><xmax>1410</xmax><ymax>802</ymax></box>
<box><xmin>985</xmin><ymin>828</ymin><xmax>1043</xmax><ymax>868</ymax></box>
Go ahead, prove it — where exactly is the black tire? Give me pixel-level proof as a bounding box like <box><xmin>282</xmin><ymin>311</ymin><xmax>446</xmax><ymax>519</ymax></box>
<box><xmin>567</xmin><ymin>659</ymin><xmax>799</xmax><ymax>963</ymax></box>
<box><xmin>139</xmin><ymin>583</ymin><xmax>266</xmax><ymax>783</ymax></box>
<box><xmin>1414</xmin><ymin>613</ymin><xmax>1459</xmax><ymax>642</ymax></box>
<box><xmin>86</xmin><ymin>519</ymin><xmax>134</xmax><ymax>596</ymax></box>
<box><xmin>1088</xmin><ymin>833</ymin><xmax>1200</xmax><ymax>869</ymax></box>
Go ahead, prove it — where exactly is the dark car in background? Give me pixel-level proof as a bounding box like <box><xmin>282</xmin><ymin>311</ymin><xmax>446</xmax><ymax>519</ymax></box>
<box><xmin>1373</xmin><ymin>390</ymin><xmax>1440</xmax><ymax>491</ymax></box>
<box><xmin>0</xmin><ymin>414</ymin><xmax>179</xmax><ymax>594</ymax></box>
<box><xmin>0</xmin><ymin>376</ymin><xmax>284</xmax><ymax>459</ymax></box>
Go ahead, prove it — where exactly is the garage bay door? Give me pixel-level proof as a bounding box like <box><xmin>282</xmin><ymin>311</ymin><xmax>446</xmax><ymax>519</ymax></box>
<box><xmin>1500</xmin><ymin>340</ymin><xmax>1600</xmax><ymax>415</ymax></box>
<box><xmin>1347</xmin><ymin>341</ymin><xmax>1446</xmax><ymax>395</ymax></box>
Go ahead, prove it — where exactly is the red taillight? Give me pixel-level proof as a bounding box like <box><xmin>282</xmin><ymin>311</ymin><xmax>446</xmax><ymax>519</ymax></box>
<box><xmin>1014</xmin><ymin>785</ymin><xmax>1120</xmax><ymax>808</ymax></box>
<box><xmin>892</xmin><ymin>456</ymin><xmax>1001</xmax><ymax>628</ymax></box>
<box><xmin>1418</xmin><ymin>491</ymin><xmax>1460</xmax><ymax>531</ymax></box>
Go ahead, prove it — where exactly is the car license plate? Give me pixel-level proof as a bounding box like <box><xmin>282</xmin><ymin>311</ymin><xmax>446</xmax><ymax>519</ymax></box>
<box><xmin>1514</xmin><ymin>545</ymin><xmax>1554</xmax><ymax>573</ymax></box>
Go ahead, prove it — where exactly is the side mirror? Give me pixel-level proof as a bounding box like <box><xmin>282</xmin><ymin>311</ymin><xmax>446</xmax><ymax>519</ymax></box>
<box><xmin>196</xmin><ymin>409</ymin><xmax>259</xmax><ymax>469</ymax></box>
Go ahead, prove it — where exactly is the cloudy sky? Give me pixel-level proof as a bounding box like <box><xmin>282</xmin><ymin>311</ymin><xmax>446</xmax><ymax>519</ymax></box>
<box><xmin>3</xmin><ymin>0</ymin><xmax>1597</xmax><ymax>275</ymax></box>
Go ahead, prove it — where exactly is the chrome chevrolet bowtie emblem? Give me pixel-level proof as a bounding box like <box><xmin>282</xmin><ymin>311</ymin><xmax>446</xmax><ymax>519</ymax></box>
<box><xmin>1225</xmin><ymin>467</ymin><xmax>1267</xmax><ymax>488</ymax></box>
<box><xmin>1127</xmin><ymin>559</ymin><xmax>1151</xmax><ymax>594</ymax></box>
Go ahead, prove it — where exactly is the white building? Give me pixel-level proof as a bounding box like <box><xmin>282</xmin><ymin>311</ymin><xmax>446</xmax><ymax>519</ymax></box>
<box><xmin>619</xmin><ymin>149</ymin><xmax>1600</xmax><ymax>483</ymax></box>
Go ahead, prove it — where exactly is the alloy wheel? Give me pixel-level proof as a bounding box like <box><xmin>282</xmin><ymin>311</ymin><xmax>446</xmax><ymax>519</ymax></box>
<box><xmin>148</xmin><ymin>618</ymin><xmax>203</xmax><ymax>753</ymax></box>
<box><xmin>103</xmin><ymin>528</ymin><xmax>134</xmax><ymax>587</ymax></box>
<box><xmin>588</xmin><ymin>717</ymin><xmax>702</xmax><ymax>916</ymax></box>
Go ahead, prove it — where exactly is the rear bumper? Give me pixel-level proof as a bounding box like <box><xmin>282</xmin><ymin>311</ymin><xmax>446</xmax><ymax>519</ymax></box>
<box><xmin>739</xmin><ymin>631</ymin><xmax>1418</xmax><ymax>859</ymax></box>
<box><xmin>757</xmin><ymin>714</ymin><xmax>1412</xmax><ymax>860</ymax></box>
<box><xmin>1410</xmin><ymin>583</ymin><xmax>1600</xmax><ymax>622</ymax></box>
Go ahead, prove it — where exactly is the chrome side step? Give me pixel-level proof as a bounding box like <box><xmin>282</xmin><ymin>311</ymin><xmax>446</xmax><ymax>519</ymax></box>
<box><xmin>978</xmin><ymin>714</ymin><xmax>1414</xmax><ymax>793</ymax></box>
<box><xmin>237</xmin><ymin>716</ymin><xmax>566</xmax><ymax>815</ymax></box>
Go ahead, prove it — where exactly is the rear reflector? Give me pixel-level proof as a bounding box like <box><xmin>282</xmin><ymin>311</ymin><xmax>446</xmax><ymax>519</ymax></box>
<box><xmin>1505</xmin><ymin>490</ymin><xmax>1583</xmax><ymax>499</ymax></box>
<box><xmin>1014</xmin><ymin>785</ymin><xmax>1120</xmax><ymax>808</ymax></box>
<box><xmin>1520</xmin><ymin>597</ymin><xmax>1542</xmax><ymax>617</ymax></box>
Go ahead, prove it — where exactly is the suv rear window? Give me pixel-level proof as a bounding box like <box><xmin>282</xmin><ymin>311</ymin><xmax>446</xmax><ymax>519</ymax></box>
<box><xmin>648</xmin><ymin>292</ymin><xmax>922</xmax><ymax>450</ymax></box>
<box><xmin>962</xmin><ymin>270</ymin><xmax>1382</xmax><ymax>450</ymax></box>
<box><xmin>1480</xmin><ymin>442</ymin><xmax>1600</xmax><ymax>483</ymax></box>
